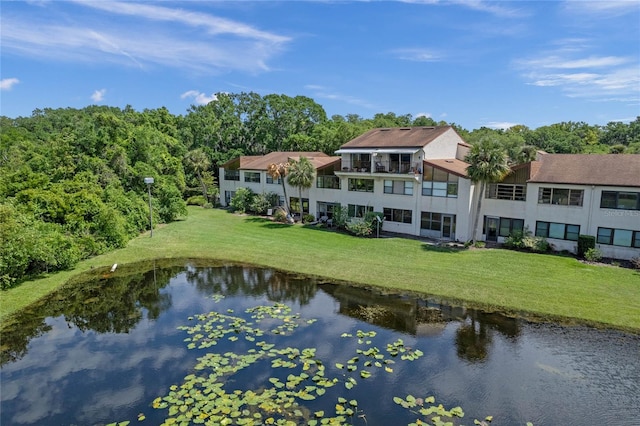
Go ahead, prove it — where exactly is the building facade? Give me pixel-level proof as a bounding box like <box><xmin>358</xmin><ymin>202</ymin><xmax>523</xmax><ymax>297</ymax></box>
<box><xmin>219</xmin><ymin>127</ymin><xmax>640</xmax><ymax>260</ymax></box>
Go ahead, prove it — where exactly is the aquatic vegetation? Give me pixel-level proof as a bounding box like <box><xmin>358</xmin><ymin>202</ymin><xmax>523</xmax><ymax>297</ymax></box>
<box><xmin>147</xmin><ymin>297</ymin><xmax>431</xmax><ymax>425</ymax></box>
<box><xmin>107</xmin><ymin>296</ymin><xmax>501</xmax><ymax>425</ymax></box>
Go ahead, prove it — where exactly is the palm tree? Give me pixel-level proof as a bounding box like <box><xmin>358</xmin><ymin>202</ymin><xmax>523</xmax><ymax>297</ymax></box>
<box><xmin>465</xmin><ymin>139</ymin><xmax>510</xmax><ymax>242</ymax></box>
<box><xmin>267</xmin><ymin>162</ymin><xmax>291</xmax><ymax>214</ymax></box>
<box><xmin>184</xmin><ymin>148</ymin><xmax>211</xmax><ymax>203</ymax></box>
<box><xmin>286</xmin><ymin>157</ymin><xmax>315</xmax><ymax>222</ymax></box>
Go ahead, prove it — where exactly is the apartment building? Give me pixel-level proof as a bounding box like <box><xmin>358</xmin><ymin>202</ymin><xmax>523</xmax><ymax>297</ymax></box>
<box><xmin>220</xmin><ymin>127</ymin><xmax>640</xmax><ymax>260</ymax></box>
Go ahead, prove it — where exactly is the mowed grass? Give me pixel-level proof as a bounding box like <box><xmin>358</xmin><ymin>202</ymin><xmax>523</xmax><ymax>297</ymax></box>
<box><xmin>2</xmin><ymin>207</ymin><xmax>639</xmax><ymax>330</ymax></box>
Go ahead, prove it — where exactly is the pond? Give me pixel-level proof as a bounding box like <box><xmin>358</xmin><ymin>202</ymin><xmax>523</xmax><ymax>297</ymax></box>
<box><xmin>1</xmin><ymin>260</ymin><xmax>639</xmax><ymax>426</ymax></box>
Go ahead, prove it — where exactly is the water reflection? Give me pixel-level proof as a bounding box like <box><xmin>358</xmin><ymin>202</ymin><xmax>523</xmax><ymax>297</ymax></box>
<box><xmin>1</xmin><ymin>260</ymin><xmax>318</xmax><ymax>366</ymax></box>
<box><xmin>320</xmin><ymin>283</ymin><xmax>520</xmax><ymax>363</ymax></box>
<box><xmin>1</xmin><ymin>261</ymin><xmax>638</xmax><ymax>426</ymax></box>
<box><xmin>185</xmin><ymin>265</ymin><xmax>317</xmax><ymax>304</ymax></box>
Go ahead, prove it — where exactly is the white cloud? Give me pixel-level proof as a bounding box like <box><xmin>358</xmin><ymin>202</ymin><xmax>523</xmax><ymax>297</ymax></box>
<box><xmin>524</xmin><ymin>55</ymin><xmax>631</xmax><ymax>70</ymax></box>
<box><xmin>91</xmin><ymin>88</ymin><xmax>106</xmax><ymax>102</ymax></box>
<box><xmin>516</xmin><ymin>41</ymin><xmax>640</xmax><ymax>103</ymax></box>
<box><xmin>401</xmin><ymin>0</ymin><xmax>528</xmax><ymax>18</ymax></box>
<box><xmin>181</xmin><ymin>90</ymin><xmax>218</xmax><ymax>105</ymax></box>
<box><xmin>304</xmin><ymin>84</ymin><xmax>377</xmax><ymax>110</ymax></box>
<box><xmin>485</xmin><ymin>121</ymin><xmax>519</xmax><ymax>130</ymax></box>
<box><xmin>1</xmin><ymin>78</ymin><xmax>20</xmax><ymax>90</ymax></box>
<box><xmin>1</xmin><ymin>2</ymin><xmax>290</xmax><ymax>74</ymax></box>
<box><xmin>74</xmin><ymin>0</ymin><xmax>289</xmax><ymax>44</ymax></box>
<box><xmin>391</xmin><ymin>48</ymin><xmax>442</xmax><ymax>62</ymax></box>
<box><xmin>562</xmin><ymin>0</ymin><xmax>640</xmax><ymax>17</ymax></box>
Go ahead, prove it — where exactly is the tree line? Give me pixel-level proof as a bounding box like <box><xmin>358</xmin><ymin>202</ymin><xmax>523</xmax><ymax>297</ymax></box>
<box><xmin>1</xmin><ymin>92</ymin><xmax>638</xmax><ymax>287</ymax></box>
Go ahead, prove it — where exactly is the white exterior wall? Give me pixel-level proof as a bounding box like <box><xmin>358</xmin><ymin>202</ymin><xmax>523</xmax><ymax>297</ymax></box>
<box><xmin>590</xmin><ymin>186</ymin><xmax>640</xmax><ymax>260</ymax></box>
<box><xmin>422</xmin><ymin>128</ymin><xmax>464</xmax><ymax>159</ymax></box>
<box><xmin>419</xmin><ymin>178</ymin><xmax>474</xmax><ymax>242</ymax></box>
<box><xmin>481</xmin><ymin>196</ymin><xmax>528</xmax><ymax>243</ymax></box>
<box><xmin>524</xmin><ymin>183</ymin><xmax>589</xmax><ymax>254</ymax></box>
<box><xmin>522</xmin><ymin>183</ymin><xmax>640</xmax><ymax>259</ymax></box>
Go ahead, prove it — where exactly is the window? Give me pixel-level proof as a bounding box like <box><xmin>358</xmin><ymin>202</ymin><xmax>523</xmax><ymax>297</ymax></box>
<box><xmin>347</xmin><ymin>204</ymin><xmax>373</xmax><ymax>218</ymax></box>
<box><xmin>316</xmin><ymin>175</ymin><xmax>341</xmax><ymax>189</ymax></box>
<box><xmin>317</xmin><ymin>202</ymin><xmax>340</xmax><ymax>219</ymax></box>
<box><xmin>383</xmin><ymin>208</ymin><xmax>412</xmax><ymax>224</ymax></box>
<box><xmin>486</xmin><ymin>184</ymin><xmax>526</xmax><ymax>201</ymax></box>
<box><xmin>348</xmin><ymin>178</ymin><xmax>374</xmax><ymax>192</ymax></box>
<box><xmin>350</xmin><ymin>153</ymin><xmax>371</xmax><ymax>172</ymax></box>
<box><xmin>422</xmin><ymin>165</ymin><xmax>458</xmax><ymax>198</ymax></box>
<box><xmin>389</xmin><ymin>153</ymin><xmax>412</xmax><ymax>173</ymax></box>
<box><xmin>538</xmin><ymin>188</ymin><xmax>584</xmax><ymax>206</ymax></box>
<box><xmin>535</xmin><ymin>221</ymin><xmax>580</xmax><ymax>241</ymax></box>
<box><xmin>384</xmin><ymin>180</ymin><xmax>413</xmax><ymax>195</ymax></box>
<box><xmin>266</xmin><ymin>175</ymin><xmax>281</xmax><ymax>185</ymax></box>
<box><xmin>498</xmin><ymin>218</ymin><xmax>524</xmax><ymax>237</ymax></box>
<box><xmin>421</xmin><ymin>212</ymin><xmax>441</xmax><ymax>231</ymax></box>
<box><xmin>224</xmin><ymin>170</ymin><xmax>240</xmax><ymax>181</ymax></box>
<box><xmin>289</xmin><ymin>197</ymin><xmax>309</xmax><ymax>214</ymax></box>
<box><xmin>244</xmin><ymin>172</ymin><xmax>260</xmax><ymax>183</ymax></box>
<box><xmin>597</xmin><ymin>227</ymin><xmax>640</xmax><ymax>247</ymax></box>
<box><xmin>601</xmin><ymin>191</ymin><xmax>640</xmax><ymax>210</ymax></box>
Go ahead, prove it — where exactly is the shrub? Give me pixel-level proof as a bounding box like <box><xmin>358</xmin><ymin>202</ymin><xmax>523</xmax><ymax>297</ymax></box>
<box><xmin>273</xmin><ymin>207</ymin><xmax>288</xmax><ymax>223</ymax></box>
<box><xmin>523</xmin><ymin>236</ymin><xmax>550</xmax><ymax>253</ymax></box>
<box><xmin>303</xmin><ymin>214</ymin><xmax>315</xmax><ymax>224</ymax></box>
<box><xmin>631</xmin><ymin>257</ymin><xmax>640</xmax><ymax>270</ymax></box>
<box><xmin>503</xmin><ymin>230</ymin><xmax>525</xmax><ymax>249</ymax></box>
<box><xmin>584</xmin><ymin>248</ymin><xmax>603</xmax><ymax>262</ymax></box>
<box><xmin>577</xmin><ymin>235</ymin><xmax>596</xmax><ymax>258</ymax></box>
<box><xmin>346</xmin><ymin>219</ymin><xmax>373</xmax><ymax>237</ymax></box>
<box><xmin>249</xmin><ymin>193</ymin><xmax>271</xmax><ymax>215</ymax></box>
<box><xmin>229</xmin><ymin>187</ymin><xmax>254</xmax><ymax>214</ymax></box>
<box><xmin>157</xmin><ymin>182</ymin><xmax>188</xmax><ymax>222</ymax></box>
<box><xmin>331</xmin><ymin>205</ymin><xmax>349</xmax><ymax>229</ymax></box>
<box><xmin>474</xmin><ymin>241</ymin><xmax>486</xmax><ymax>248</ymax></box>
<box><xmin>186</xmin><ymin>195</ymin><xmax>206</xmax><ymax>206</ymax></box>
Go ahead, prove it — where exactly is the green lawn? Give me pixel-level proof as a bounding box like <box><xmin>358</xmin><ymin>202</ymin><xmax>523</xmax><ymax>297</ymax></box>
<box><xmin>2</xmin><ymin>207</ymin><xmax>639</xmax><ymax>330</ymax></box>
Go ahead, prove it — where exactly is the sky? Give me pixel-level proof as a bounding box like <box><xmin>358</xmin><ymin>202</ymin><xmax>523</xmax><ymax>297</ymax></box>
<box><xmin>1</xmin><ymin>0</ymin><xmax>639</xmax><ymax>131</ymax></box>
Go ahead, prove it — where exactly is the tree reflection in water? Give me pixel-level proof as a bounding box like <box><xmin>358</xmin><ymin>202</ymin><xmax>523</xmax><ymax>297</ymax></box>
<box><xmin>319</xmin><ymin>283</ymin><xmax>520</xmax><ymax>363</ymax></box>
<box><xmin>1</xmin><ymin>260</ymin><xmax>318</xmax><ymax>365</ymax></box>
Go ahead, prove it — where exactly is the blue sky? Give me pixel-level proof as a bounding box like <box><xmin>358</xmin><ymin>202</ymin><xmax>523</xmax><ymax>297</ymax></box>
<box><xmin>1</xmin><ymin>1</ymin><xmax>639</xmax><ymax>130</ymax></box>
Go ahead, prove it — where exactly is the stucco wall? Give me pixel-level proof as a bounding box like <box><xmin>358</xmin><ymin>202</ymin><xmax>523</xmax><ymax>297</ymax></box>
<box><xmin>422</xmin><ymin>128</ymin><xmax>463</xmax><ymax>159</ymax></box>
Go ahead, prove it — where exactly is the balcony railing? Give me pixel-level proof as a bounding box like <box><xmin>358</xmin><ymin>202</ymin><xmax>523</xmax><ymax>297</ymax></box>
<box><xmin>339</xmin><ymin>160</ymin><xmax>420</xmax><ymax>175</ymax></box>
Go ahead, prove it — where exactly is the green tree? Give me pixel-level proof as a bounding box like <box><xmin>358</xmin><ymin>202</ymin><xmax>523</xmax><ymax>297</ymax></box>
<box><xmin>465</xmin><ymin>140</ymin><xmax>510</xmax><ymax>242</ymax></box>
<box><xmin>184</xmin><ymin>148</ymin><xmax>213</xmax><ymax>203</ymax></box>
<box><xmin>286</xmin><ymin>157</ymin><xmax>315</xmax><ymax>221</ymax></box>
<box><xmin>267</xmin><ymin>162</ymin><xmax>291</xmax><ymax>214</ymax></box>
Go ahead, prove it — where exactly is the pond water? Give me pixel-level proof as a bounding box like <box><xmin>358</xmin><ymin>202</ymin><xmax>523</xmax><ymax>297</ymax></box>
<box><xmin>1</xmin><ymin>261</ymin><xmax>639</xmax><ymax>426</ymax></box>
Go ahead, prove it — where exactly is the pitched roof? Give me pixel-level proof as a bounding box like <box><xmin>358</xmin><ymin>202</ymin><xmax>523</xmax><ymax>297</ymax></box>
<box><xmin>424</xmin><ymin>158</ymin><xmax>469</xmax><ymax>178</ymax></box>
<box><xmin>223</xmin><ymin>151</ymin><xmax>340</xmax><ymax>170</ymax></box>
<box><xmin>340</xmin><ymin>126</ymin><xmax>453</xmax><ymax>149</ymax></box>
<box><xmin>528</xmin><ymin>154</ymin><xmax>640</xmax><ymax>187</ymax></box>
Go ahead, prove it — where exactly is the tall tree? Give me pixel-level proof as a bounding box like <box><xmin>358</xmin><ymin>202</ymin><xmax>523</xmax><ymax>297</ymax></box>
<box><xmin>184</xmin><ymin>148</ymin><xmax>212</xmax><ymax>203</ymax></box>
<box><xmin>465</xmin><ymin>140</ymin><xmax>510</xmax><ymax>242</ymax></box>
<box><xmin>267</xmin><ymin>162</ymin><xmax>291</xmax><ymax>214</ymax></box>
<box><xmin>286</xmin><ymin>157</ymin><xmax>315</xmax><ymax>221</ymax></box>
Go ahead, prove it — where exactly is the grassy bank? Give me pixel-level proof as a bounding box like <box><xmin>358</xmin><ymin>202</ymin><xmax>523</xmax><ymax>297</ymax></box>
<box><xmin>2</xmin><ymin>207</ymin><xmax>639</xmax><ymax>330</ymax></box>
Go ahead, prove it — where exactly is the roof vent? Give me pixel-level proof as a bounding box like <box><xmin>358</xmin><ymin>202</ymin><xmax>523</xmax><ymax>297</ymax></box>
<box><xmin>400</xmin><ymin>127</ymin><xmax>411</xmax><ymax>130</ymax></box>
<box><xmin>445</xmin><ymin>159</ymin><xmax>454</xmax><ymax>163</ymax></box>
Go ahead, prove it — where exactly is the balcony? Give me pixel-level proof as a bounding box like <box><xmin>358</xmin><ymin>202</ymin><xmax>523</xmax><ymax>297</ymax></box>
<box><xmin>338</xmin><ymin>159</ymin><xmax>421</xmax><ymax>175</ymax></box>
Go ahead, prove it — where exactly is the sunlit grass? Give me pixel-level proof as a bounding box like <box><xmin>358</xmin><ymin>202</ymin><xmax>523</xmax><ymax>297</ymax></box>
<box><xmin>2</xmin><ymin>207</ymin><xmax>639</xmax><ymax>330</ymax></box>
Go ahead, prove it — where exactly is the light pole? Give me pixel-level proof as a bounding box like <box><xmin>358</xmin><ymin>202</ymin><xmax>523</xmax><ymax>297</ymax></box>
<box><xmin>144</xmin><ymin>177</ymin><xmax>154</xmax><ymax>237</ymax></box>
